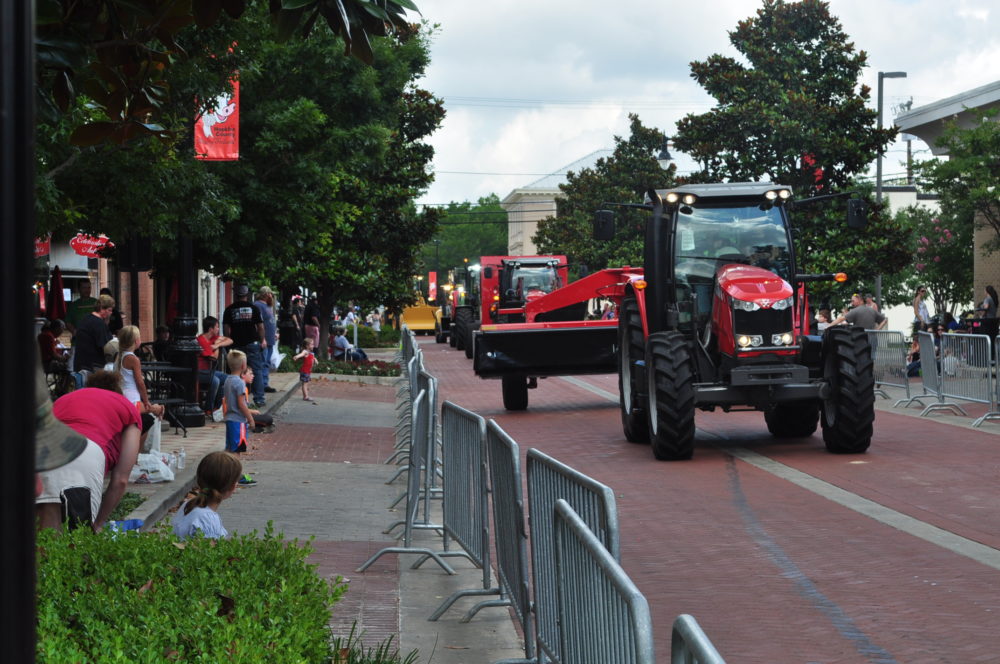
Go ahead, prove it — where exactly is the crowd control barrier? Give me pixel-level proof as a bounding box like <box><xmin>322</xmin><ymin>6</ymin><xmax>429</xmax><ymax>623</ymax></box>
<box><xmin>357</xmin><ymin>389</ymin><xmax>456</xmax><ymax>575</ymax></box>
<box><xmin>485</xmin><ymin>420</ymin><xmax>535</xmax><ymax>663</ymax></box>
<box><xmin>867</xmin><ymin>330</ymin><xmax>911</xmax><ymax>401</ymax></box>
<box><xmin>972</xmin><ymin>334</ymin><xmax>1000</xmax><ymax>427</ymax></box>
<box><xmin>670</xmin><ymin>614</ymin><xmax>727</xmax><ymax>664</ymax></box>
<box><xmin>937</xmin><ymin>333</ymin><xmax>994</xmax><ymax>418</ymax></box>
<box><xmin>552</xmin><ymin>500</ymin><xmax>655</xmax><ymax>664</ymax></box>
<box><xmin>428</xmin><ymin>401</ymin><xmax>499</xmax><ymax>621</ymax></box>
<box><xmin>526</xmin><ymin>449</ymin><xmax>619</xmax><ymax>664</ymax></box>
<box><xmin>896</xmin><ymin>332</ymin><xmax>967</xmax><ymax>416</ymax></box>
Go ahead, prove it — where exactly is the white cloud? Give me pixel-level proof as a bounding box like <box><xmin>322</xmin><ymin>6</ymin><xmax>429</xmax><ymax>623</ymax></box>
<box><xmin>417</xmin><ymin>0</ymin><xmax>1000</xmax><ymax>205</ymax></box>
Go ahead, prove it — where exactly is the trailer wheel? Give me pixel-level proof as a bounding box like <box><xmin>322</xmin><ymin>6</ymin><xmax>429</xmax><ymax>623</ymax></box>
<box><xmin>454</xmin><ymin>308</ymin><xmax>471</xmax><ymax>351</ymax></box>
<box><xmin>618</xmin><ymin>298</ymin><xmax>649</xmax><ymax>443</ymax></box>
<box><xmin>821</xmin><ymin>327</ymin><xmax>875</xmax><ymax>454</ymax></box>
<box><xmin>502</xmin><ymin>376</ymin><xmax>529</xmax><ymax>411</ymax></box>
<box><xmin>464</xmin><ymin>323</ymin><xmax>478</xmax><ymax>360</ymax></box>
<box><xmin>765</xmin><ymin>402</ymin><xmax>819</xmax><ymax>438</ymax></box>
<box><xmin>645</xmin><ymin>332</ymin><xmax>696</xmax><ymax>460</ymax></box>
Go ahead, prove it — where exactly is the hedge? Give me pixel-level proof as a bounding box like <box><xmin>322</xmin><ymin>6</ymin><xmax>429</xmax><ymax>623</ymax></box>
<box><xmin>37</xmin><ymin>523</ymin><xmax>344</xmax><ymax>663</ymax></box>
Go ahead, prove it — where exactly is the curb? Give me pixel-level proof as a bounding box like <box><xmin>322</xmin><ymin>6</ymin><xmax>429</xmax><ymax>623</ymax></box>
<box><xmin>132</xmin><ymin>379</ymin><xmax>300</xmax><ymax>531</ymax></box>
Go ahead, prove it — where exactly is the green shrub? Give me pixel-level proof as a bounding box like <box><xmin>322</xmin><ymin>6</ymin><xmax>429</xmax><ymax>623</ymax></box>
<box><xmin>37</xmin><ymin>523</ymin><xmax>345</xmax><ymax>663</ymax></box>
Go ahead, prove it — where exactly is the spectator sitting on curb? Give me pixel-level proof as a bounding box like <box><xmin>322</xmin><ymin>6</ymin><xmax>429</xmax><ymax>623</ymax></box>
<box><xmin>242</xmin><ymin>364</ymin><xmax>275</xmax><ymax>434</ymax></box>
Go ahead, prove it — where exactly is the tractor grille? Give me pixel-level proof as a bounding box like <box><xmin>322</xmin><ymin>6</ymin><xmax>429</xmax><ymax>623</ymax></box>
<box><xmin>734</xmin><ymin>307</ymin><xmax>793</xmax><ymax>336</ymax></box>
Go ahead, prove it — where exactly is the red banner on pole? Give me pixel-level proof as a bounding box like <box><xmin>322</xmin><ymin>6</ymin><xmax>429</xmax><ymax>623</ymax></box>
<box><xmin>34</xmin><ymin>236</ymin><xmax>50</xmax><ymax>258</ymax></box>
<box><xmin>194</xmin><ymin>78</ymin><xmax>240</xmax><ymax>161</ymax></box>
<box><xmin>428</xmin><ymin>271</ymin><xmax>437</xmax><ymax>302</ymax></box>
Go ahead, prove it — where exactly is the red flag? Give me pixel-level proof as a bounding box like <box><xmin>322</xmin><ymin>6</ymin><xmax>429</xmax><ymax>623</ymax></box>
<box><xmin>428</xmin><ymin>271</ymin><xmax>437</xmax><ymax>302</ymax></box>
<box><xmin>195</xmin><ymin>78</ymin><xmax>240</xmax><ymax>161</ymax></box>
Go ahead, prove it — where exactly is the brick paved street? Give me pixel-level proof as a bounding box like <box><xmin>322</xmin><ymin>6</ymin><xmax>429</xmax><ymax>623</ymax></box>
<box><xmin>417</xmin><ymin>338</ymin><xmax>1000</xmax><ymax>664</ymax></box>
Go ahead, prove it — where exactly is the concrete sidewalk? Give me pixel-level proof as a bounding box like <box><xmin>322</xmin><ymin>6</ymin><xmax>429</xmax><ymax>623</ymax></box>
<box><xmin>128</xmin><ymin>361</ymin><xmax>525</xmax><ymax>662</ymax></box>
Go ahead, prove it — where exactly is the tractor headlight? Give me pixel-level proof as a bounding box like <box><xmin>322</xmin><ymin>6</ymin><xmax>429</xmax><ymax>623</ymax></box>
<box><xmin>771</xmin><ymin>332</ymin><xmax>794</xmax><ymax>346</ymax></box>
<box><xmin>737</xmin><ymin>334</ymin><xmax>764</xmax><ymax>348</ymax></box>
<box><xmin>771</xmin><ymin>296</ymin><xmax>793</xmax><ymax>310</ymax></box>
<box><xmin>732</xmin><ymin>299</ymin><xmax>761</xmax><ymax>312</ymax></box>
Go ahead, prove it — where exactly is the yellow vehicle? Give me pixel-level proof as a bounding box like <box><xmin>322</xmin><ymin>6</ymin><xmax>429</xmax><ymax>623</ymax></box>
<box><xmin>400</xmin><ymin>295</ymin><xmax>439</xmax><ymax>335</ymax></box>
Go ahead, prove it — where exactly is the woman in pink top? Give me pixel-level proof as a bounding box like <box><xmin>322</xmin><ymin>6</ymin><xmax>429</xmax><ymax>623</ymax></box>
<box><xmin>36</xmin><ymin>380</ymin><xmax>142</xmax><ymax>532</ymax></box>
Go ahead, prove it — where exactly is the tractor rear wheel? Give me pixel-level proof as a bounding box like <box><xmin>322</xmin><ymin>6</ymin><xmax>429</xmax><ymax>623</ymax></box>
<box><xmin>464</xmin><ymin>323</ymin><xmax>478</xmax><ymax>360</ymax></box>
<box><xmin>765</xmin><ymin>402</ymin><xmax>819</xmax><ymax>438</ymax></box>
<box><xmin>821</xmin><ymin>327</ymin><xmax>875</xmax><ymax>454</ymax></box>
<box><xmin>645</xmin><ymin>332</ymin><xmax>696</xmax><ymax>460</ymax></box>
<box><xmin>454</xmin><ymin>308</ymin><xmax>471</xmax><ymax>351</ymax></box>
<box><xmin>618</xmin><ymin>297</ymin><xmax>648</xmax><ymax>443</ymax></box>
<box><xmin>502</xmin><ymin>376</ymin><xmax>529</xmax><ymax>411</ymax></box>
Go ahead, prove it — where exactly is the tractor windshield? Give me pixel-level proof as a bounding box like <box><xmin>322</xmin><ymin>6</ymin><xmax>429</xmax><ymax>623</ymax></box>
<box><xmin>507</xmin><ymin>265</ymin><xmax>560</xmax><ymax>294</ymax></box>
<box><xmin>674</xmin><ymin>203</ymin><xmax>791</xmax><ymax>281</ymax></box>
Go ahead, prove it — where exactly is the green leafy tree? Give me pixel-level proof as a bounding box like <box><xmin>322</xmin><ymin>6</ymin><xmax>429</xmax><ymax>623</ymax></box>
<box><xmin>418</xmin><ymin>194</ymin><xmax>509</xmax><ymax>291</ymax></box>
<box><xmin>915</xmin><ymin>109</ymin><xmax>1000</xmax><ymax>254</ymax></box>
<box><xmin>671</xmin><ymin>0</ymin><xmax>911</xmax><ymax>300</ymax></box>
<box><xmin>533</xmin><ymin>115</ymin><xmax>675</xmax><ymax>272</ymax></box>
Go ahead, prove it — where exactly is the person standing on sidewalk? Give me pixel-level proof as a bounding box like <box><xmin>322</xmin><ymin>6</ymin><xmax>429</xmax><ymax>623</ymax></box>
<box><xmin>829</xmin><ymin>293</ymin><xmax>887</xmax><ymax>330</ymax></box>
<box><xmin>72</xmin><ymin>293</ymin><xmax>115</xmax><ymax>372</ymax></box>
<box><xmin>303</xmin><ymin>295</ymin><xmax>321</xmax><ymax>354</ymax></box>
<box><xmin>223</xmin><ymin>284</ymin><xmax>266</xmax><ymax>408</ymax></box>
<box><xmin>293</xmin><ymin>337</ymin><xmax>317</xmax><ymax>402</ymax></box>
<box><xmin>254</xmin><ymin>286</ymin><xmax>278</xmax><ymax>396</ymax></box>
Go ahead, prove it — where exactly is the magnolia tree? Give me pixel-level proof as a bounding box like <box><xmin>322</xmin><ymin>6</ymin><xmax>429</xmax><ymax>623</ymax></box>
<box><xmin>888</xmin><ymin>206</ymin><xmax>973</xmax><ymax>317</ymax></box>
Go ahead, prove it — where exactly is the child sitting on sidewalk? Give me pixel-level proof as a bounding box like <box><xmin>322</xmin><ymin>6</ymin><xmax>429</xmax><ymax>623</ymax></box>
<box><xmin>172</xmin><ymin>451</ymin><xmax>244</xmax><ymax>540</ymax></box>
<box><xmin>222</xmin><ymin>351</ymin><xmax>255</xmax><ymax>484</ymax></box>
<box><xmin>242</xmin><ymin>365</ymin><xmax>275</xmax><ymax>433</ymax></box>
<box><xmin>293</xmin><ymin>337</ymin><xmax>317</xmax><ymax>402</ymax></box>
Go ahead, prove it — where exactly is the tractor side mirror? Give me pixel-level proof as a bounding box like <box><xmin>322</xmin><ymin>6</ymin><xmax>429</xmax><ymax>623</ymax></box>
<box><xmin>483</xmin><ymin>266</ymin><xmax>493</xmax><ymax>279</ymax></box>
<box><xmin>846</xmin><ymin>198</ymin><xmax>868</xmax><ymax>230</ymax></box>
<box><xmin>593</xmin><ymin>210</ymin><xmax>615</xmax><ymax>241</ymax></box>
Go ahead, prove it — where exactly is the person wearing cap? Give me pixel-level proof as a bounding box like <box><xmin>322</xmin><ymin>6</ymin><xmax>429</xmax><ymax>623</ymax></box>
<box><xmin>864</xmin><ymin>293</ymin><xmax>880</xmax><ymax>313</ymax></box>
<box><xmin>36</xmin><ymin>368</ymin><xmax>142</xmax><ymax>532</ymax></box>
<box><xmin>829</xmin><ymin>293</ymin><xmax>887</xmax><ymax>330</ymax></box>
<box><xmin>223</xmin><ymin>284</ymin><xmax>266</xmax><ymax>407</ymax></box>
<box><xmin>253</xmin><ymin>286</ymin><xmax>278</xmax><ymax>394</ymax></box>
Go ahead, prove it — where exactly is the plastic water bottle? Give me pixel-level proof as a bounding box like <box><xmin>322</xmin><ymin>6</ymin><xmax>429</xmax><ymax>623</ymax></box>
<box><xmin>178</xmin><ymin>448</ymin><xmax>186</xmax><ymax>470</ymax></box>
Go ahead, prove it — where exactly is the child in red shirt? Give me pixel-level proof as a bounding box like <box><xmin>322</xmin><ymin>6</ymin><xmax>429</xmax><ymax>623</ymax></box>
<box><xmin>293</xmin><ymin>337</ymin><xmax>316</xmax><ymax>402</ymax></box>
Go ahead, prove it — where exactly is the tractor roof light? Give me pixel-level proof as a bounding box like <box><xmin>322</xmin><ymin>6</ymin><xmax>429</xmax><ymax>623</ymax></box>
<box><xmin>664</xmin><ymin>192</ymin><xmax>680</xmax><ymax>204</ymax></box>
<box><xmin>777</xmin><ymin>189</ymin><xmax>791</xmax><ymax>200</ymax></box>
<box><xmin>681</xmin><ymin>194</ymin><xmax>697</xmax><ymax>205</ymax></box>
<box><xmin>764</xmin><ymin>190</ymin><xmax>778</xmax><ymax>200</ymax></box>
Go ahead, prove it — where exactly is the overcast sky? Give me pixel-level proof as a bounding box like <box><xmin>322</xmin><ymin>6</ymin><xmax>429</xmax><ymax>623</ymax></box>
<box><xmin>414</xmin><ymin>0</ymin><xmax>1000</xmax><ymax>207</ymax></box>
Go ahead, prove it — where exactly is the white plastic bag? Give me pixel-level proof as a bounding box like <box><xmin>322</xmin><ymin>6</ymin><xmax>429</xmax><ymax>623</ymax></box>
<box><xmin>133</xmin><ymin>452</ymin><xmax>175</xmax><ymax>483</ymax></box>
<box><xmin>142</xmin><ymin>416</ymin><xmax>162</xmax><ymax>453</ymax></box>
<box><xmin>270</xmin><ymin>350</ymin><xmax>284</xmax><ymax>370</ymax></box>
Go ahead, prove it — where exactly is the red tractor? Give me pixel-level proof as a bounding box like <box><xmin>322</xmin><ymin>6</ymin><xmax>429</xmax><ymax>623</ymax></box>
<box><xmin>597</xmin><ymin>182</ymin><xmax>874</xmax><ymax>460</ymax></box>
<box><xmin>453</xmin><ymin>255</ymin><xmax>570</xmax><ymax>359</ymax></box>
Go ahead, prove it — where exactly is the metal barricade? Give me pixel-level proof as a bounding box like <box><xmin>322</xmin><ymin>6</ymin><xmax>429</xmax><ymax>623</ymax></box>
<box><xmin>429</xmin><ymin>402</ymin><xmax>500</xmax><ymax>621</ymax></box>
<box><xmin>973</xmin><ymin>334</ymin><xmax>1000</xmax><ymax>427</ymax></box>
<box><xmin>670</xmin><ymin>614</ymin><xmax>727</xmax><ymax>664</ymax></box>
<box><xmin>486</xmin><ymin>420</ymin><xmax>535</xmax><ymax>663</ymax></box>
<box><xmin>895</xmin><ymin>332</ymin><xmax>966</xmax><ymax>416</ymax></box>
<box><xmin>553</xmin><ymin>499</ymin><xmax>655</xmax><ymax>664</ymax></box>
<box><xmin>938</xmin><ymin>332</ymin><xmax>993</xmax><ymax>414</ymax></box>
<box><xmin>357</xmin><ymin>389</ymin><xmax>456</xmax><ymax>575</ymax></box>
<box><xmin>867</xmin><ymin>330</ymin><xmax>910</xmax><ymax>401</ymax></box>
<box><xmin>527</xmin><ymin>449</ymin><xmax>619</xmax><ymax>664</ymax></box>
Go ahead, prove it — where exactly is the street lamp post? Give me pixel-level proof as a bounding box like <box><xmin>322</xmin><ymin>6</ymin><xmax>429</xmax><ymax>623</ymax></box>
<box><xmin>874</xmin><ymin>70</ymin><xmax>907</xmax><ymax>310</ymax></box>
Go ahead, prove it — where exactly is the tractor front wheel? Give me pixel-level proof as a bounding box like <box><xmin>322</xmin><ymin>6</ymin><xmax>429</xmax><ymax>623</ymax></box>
<box><xmin>765</xmin><ymin>402</ymin><xmax>819</xmax><ymax>438</ymax></box>
<box><xmin>821</xmin><ymin>327</ymin><xmax>875</xmax><ymax>454</ymax></box>
<box><xmin>502</xmin><ymin>376</ymin><xmax>529</xmax><ymax>411</ymax></box>
<box><xmin>618</xmin><ymin>297</ymin><xmax>649</xmax><ymax>443</ymax></box>
<box><xmin>645</xmin><ymin>332</ymin><xmax>696</xmax><ymax>460</ymax></box>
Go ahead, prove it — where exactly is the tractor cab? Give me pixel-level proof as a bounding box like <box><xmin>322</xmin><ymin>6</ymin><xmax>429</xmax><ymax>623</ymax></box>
<box><xmin>499</xmin><ymin>258</ymin><xmax>563</xmax><ymax>307</ymax></box>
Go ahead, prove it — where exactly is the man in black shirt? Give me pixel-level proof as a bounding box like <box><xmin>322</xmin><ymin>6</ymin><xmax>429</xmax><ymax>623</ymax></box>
<box><xmin>223</xmin><ymin>284</ymin><xmax>266</xmax><ymax>406</ymax></box>
<box><xmin>73</xmin><ymin>294</ymin><xmax>115</xmax><ymax>371</ymax></box>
